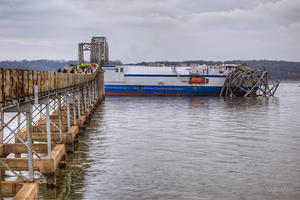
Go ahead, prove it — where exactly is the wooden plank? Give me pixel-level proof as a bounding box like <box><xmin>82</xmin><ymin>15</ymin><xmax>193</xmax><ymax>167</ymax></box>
<box><xmin>4</xmin><ymin>69</ymin><xmax>12</xmax><ymax>101</ymax></box>
<box><xmin>0</xmin><ymin>158</ymin><xmax>41</xmax><ymax>171</ymax></box>
<box><xmin>12</xmin><ymin>69</ymin><xmax>18</xmax><ymax>99</ymax></box>
<box><xmin>28</xmin><ymin>71</ymin><xmax>33</xmax><ymax>95</ymax></box>
<box><xmin>37</xmin><ymin>71</ymin><xmax>41</xmax><ymax>93</ymax></box>
<box><xmin>52</xmin><ymin>144</ymin><xmax>65</xmax><ymax>169</ymax></box>
<box><xmin>0</xmin><ymin>181</ymin><xmax>22</xmax><ymax>197</ymax></box>
<box><xmin>0</xmin><ymin>68</ymin><xmax>3</xmax><ymax>102</ymax></box>
<box><xmin>14</xmin><ymin>182</ymin><xmax>39</xmax><ymax>200</ymax></box>
<box><xmin>47</xmin><ymin>71</ymin><xmax>51</xmax><ymax>91</ymax></box>
<box><xmin>56</xmin><ymin>72</ymin><xmax>60</xmax><ymax>89</ymax></box>
<box><xmin>17</xmin><ymin>132</ymin><xmax>61</xmax><ymax>142</ymax></box>
<box><xmin>31</xmin><ymin>124</ymin><xmax>68</xmax><ymax>132</ymax></box>
<box><xmin>23</xmin><ymin>70</ymin><xmax>29</xmax><ymax>96</ymax></box>
<box><xmin>50</xmin><ymin>72</ymin><xmax>54</xmax><ymax>90</ymax></box>
<box><xmin>2</xmin><ymin>143</ymin><xmax>49</xmax><ymax>154</ymax></box>
<box><xmin>41</xmin><ymin>71</ymin><xmax>45</xmax><ymax>92</ymax></box>
<box><xmin>0</xmin><ymin>144</ymin><xmax>3</xmax><ymax>157</ymax></box>
<box><xmin>33</xmin><ymin>71</ymin><xmax>38</xmax><ymax>89</ymax></box>
<box><xmin>17</xmin><ymin>70</ymin><xmax>24</xmax><ymax>98</ymax></box>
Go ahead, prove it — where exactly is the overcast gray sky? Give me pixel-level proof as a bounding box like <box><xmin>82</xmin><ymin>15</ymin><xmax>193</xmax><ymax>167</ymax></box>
<box><xmin>0</xmin><ymin>0</ymin><xmax>299</xmax><ymax>63</ymax></box>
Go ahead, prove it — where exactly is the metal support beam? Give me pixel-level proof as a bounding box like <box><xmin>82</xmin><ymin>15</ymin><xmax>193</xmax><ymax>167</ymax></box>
<box><xmin>66</xmin><ymin>96</ymin><xmax>71</xmax><ymax>133</ymax></box>
<box><xmin>17</xmin><ymin>112</ymin><xmax>21</xmax><ymax>143</ymax></box>
<box><xmin>0</xmin><ymin>160</ymin><xmax>25</xmax><ymax>181</ymax></box>
<box><xmin>95</xmin><ymin>80</ymin><xmax>98</xmax><ymax>99</ymax></box>
<box><xmin>58</xmin><ymin>97</ymin><xmax>63</xmax><ymax>143</ymax></box>
<box><xmin>89</xmin><ymin>84</ymin><xmax>92</xmax><ymax>104</ymax></box>
<box><xmin>84</xmin><ymin>90</ymin><xmax>87</xmax><ymax>112</ymax></box>
<box><xmin>92</xmin><ymin>81</ymin><xmax>94</xmax><ymax>101</ymax></box>
<box><xmin>81</xmin><ymin>90</ymin><xmax>84</xmax><ymax>115</ymax></box>
<box><xmin>77</xmin><ymin>93</ymin><xmax>81</xmax><ymax>119</ymax></box>
<box><xmin>88</xmin><ymin>86</ymin><xmax>91</xmax><ymax>107</ymax></box>
<box><xmin>94</xmin><ymin>81</ymin><xmax>96</xmax><ymax>100</ymax></box>
<box><xmin>46</xmin><ymin>102</ymin><xmax>52</xmax><ymax>158</ymax></box>
<box><xmin>40</xmin><ymin>105</ymin><xmax>43</xmax><ymax>120</ymax></box>
<box><xmin>26</xmin><ymin>105</ymin><xmax>34</xmax><ymax>182</ymax></box>
<box><xmin>73</xmin><ymin>94</ymin><xmax>77</xmax><ymax>125</ymax></box>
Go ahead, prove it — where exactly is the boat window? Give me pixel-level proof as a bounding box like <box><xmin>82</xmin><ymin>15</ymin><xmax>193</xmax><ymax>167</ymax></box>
<box><xmin>115</xmin><ymin>68</ymin><xmax>119</xmax><ymax>72</ymax></box>
<box><xmin>120</xmin><ymin>68</ymin><xmax>124</xmax><ymax>73</ymax></box>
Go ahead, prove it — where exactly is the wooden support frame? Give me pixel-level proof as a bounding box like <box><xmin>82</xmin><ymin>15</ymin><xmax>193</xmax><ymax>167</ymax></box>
<box><xmin>0</xmin><ymin>144</ymin><xmax>65</xmax><ymax>187</ymax></box>
<box><xmin>0</xmin><ymin>143</ymin><xmax>51</xmax><ymax>155</ymax></box>
<box><xmin>0</xmin><ymin>181</ymin><xmax>39</xmax><ymax>200</ymax></box>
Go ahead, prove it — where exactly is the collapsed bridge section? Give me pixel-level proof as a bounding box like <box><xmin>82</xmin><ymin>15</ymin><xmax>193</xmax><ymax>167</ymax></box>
<box><xmin>220</xmin><ymin>64</ymin><xmax>280</xmax><ymax>97</ymax></box>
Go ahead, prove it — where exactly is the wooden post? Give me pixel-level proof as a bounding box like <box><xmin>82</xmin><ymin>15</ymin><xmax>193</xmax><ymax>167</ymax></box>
<box><xmin>12</xmin><ymin>69</ymin><xmax>18</xmax><ymax>99</ymax></box>
<box><xmin>28</xmin><ymin>71</ymin><xmax>33</xmax><ymax>95</ymax></box>
<box><xmin>0</xmin><ymin>69</ymin><xmax>3</xmax><ymax>103</ymax></box>
<box><xmin>4</xmin><ymin>69</ymin><xmax>12</xmax><ymax>101</ymax></box>
<box><xmin>17</xmin><ymin>70</ymin><xmax>24</xmax><ymax>98</ymax></box>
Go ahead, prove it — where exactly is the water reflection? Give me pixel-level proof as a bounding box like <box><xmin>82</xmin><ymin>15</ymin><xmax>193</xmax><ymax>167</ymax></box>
<box><xmin>39</xmin><ymin>104</ymin><xmax>106</xmax><ymax>200</ymax></box>
<box><xmin>39</xmin><ymin>82</ymin><xmax>300</xmax><ymax>200</ymax></box>
<box><xmin>222</xmin><ymin>96</ymin><xmax>279</xmax><ymax>109</ymax></box>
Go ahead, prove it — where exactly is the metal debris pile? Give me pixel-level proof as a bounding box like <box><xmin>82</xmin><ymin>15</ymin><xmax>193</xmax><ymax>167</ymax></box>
<box><xmin>220</xmin><ymin>63</ymin><xmax>280</xmax><ymax>97</ymax></box>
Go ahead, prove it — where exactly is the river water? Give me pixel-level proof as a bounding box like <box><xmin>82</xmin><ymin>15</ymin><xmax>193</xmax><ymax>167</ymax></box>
<box><xmin>40</xmin><ymin>81</ymin><xmax>300</xmax><ymax>200</ymax></box>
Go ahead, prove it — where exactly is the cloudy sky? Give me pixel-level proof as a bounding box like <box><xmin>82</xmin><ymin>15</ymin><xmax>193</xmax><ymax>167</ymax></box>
<box><xmin>0</xmin><ymin>0</ymin><xmax>299</xmax><ymax>63</ymax></box>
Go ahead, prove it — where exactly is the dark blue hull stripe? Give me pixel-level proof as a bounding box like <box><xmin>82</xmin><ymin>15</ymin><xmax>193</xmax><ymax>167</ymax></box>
<box><xmin>105</xmin><ymin>84</ymin><xmax>223</xmax><ymax>95</ymax></box>
<box><xmin>124</xmin><ymin>74</ymin><xmax>226</xmax><ymax>78</ymax></box>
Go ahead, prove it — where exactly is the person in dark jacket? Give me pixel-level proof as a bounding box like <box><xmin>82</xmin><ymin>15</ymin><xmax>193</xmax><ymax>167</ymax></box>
<box><xmin>57</xmin><ymin>68</ymin><xmax>62</xmax><ymax>72</ymax></box>
<box><xmin>62</xmin><ymin>68</ymin><xmax>68</xmax><ymax>73</ymax></box>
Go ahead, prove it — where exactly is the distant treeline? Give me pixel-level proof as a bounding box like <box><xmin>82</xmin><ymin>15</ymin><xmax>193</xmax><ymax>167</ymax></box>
<box><xmin>0</xmin><ymin>59</ymin><xmax>300</xmax><ymax>80</ymax></box>
<box><xmin>0</xmin><ymin>60</ymin><xmax>77</xmax><ymax>72</ymax></box>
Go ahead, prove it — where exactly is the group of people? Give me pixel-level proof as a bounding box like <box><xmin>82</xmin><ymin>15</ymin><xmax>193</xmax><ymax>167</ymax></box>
<box><xmin>57</xmin><ymin>63</ymin><xmax>96</xmax><ymax>74</ymax></box>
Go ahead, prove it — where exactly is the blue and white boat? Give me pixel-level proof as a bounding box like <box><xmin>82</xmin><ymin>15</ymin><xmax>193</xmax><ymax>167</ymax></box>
<box><xmin>103</xmin><ymin>64</ymin><xmax>236</xmax><ymax>96</ymax></box>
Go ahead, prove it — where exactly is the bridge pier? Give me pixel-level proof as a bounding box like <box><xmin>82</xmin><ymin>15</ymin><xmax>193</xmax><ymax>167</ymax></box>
<box><xmin>0</xmin><ymin>64</ymin><xmax>105</xmax><ymax>196</ymax></box>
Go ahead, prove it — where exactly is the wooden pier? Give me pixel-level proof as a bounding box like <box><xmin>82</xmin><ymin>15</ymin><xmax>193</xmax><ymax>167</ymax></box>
<box><xmin>0</xmin><ymin>37</ymin><xmax>107</xmax><ymax>199</ymax></box>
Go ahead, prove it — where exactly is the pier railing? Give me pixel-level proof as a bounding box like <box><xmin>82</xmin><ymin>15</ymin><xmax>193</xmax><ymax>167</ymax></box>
<box><xmin>0</xmin><ymin>65</ymin><xmax>102</xmax><ymax>108</ymax></box>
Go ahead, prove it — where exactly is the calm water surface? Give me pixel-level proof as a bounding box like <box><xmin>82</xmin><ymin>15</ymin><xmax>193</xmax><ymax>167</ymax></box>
<box><xmin>40</xmin><ymin>82</ymin><xmax>300</xmax><ymax>200</ymax></box>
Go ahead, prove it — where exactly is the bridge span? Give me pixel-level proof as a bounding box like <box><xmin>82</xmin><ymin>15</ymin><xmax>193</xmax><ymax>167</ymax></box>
<box><xmin>0</xmin><ymin>37</ymin><xmax>107</xmax><ymax>199</ymax></box>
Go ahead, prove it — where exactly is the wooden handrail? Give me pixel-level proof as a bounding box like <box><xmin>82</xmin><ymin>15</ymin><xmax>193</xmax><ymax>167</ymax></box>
<box><xmin>0</xmin><ymin>65</ymin><xmax>101</xmax><ymax>106</ymax></box>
